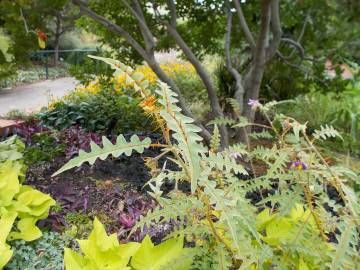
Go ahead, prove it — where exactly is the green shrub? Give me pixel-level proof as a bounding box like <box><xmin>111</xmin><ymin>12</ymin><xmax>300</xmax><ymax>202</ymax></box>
<box><xmin>277</xmin><ymin>88</ymin><xmax>360</xmax><ymax>154</ymax></box>
<box><xmin>24</xmin><ymin>133</ymin><xmax>65</xmax><ymax>165</ymax></box>
<box><xmin>38</xmin><ymin>83</ymin><xmax>151</xmax><ymax>135</ymax></box>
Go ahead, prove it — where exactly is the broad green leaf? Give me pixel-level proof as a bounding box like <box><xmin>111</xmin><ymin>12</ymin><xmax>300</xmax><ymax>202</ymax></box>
<box><xmin>0</xmin><ymin>161</ymin><xmax>21</xmax><ymax>207</ymax></box>
<box><xmin>64</xmin><ymin>248</ymin><xmax>87</xmax><ymax>270</ymax></box>
<box><xmin>131</xmin><ymin>235</ymin><xmax>191</xmax><ymax>270</ymax></box>
<box><xmin>66</xmin><ymin>218</ymin><xmax>139</xmax><ymax>270</ymax></box>
<box><xmin>0</xmin><ymin>209</ymin><xmax>17</xmax><ymax>269</ymax></box>
<box><xmin>8</xmin><ymin>217</ymin><xmax>42</xmax><ymax>241</ymax></box>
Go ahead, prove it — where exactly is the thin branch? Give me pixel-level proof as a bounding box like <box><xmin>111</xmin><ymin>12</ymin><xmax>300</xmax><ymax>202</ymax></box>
<box><xmin>265</xmin><ymin>0</ymin><xmax>282</xmax><ymax>62</ymax></box>
<box><xmin>225</xmin><ymin>1</ymin><xmax>244</xmax><ymax>113</ymax></box>
<box><xmin>166</xmin><ymin>0</ymin><xmax>177</xmax><ymax>27</ymax></box>
<box><xmin>121</xmin><ymin>0</ymin><xmax>156</xmax><ymax>51</ymax></box>
<box><xmin>72</xmin><ymin>0</ymin><xmax>149</xmax><ymax>61</ymax></box>
<box><xmin>19</xmin><ymin>8</ymin><xmax>36</xmax><ymax>35</ymax></box>
<box><xmin>165</xmin><ymin>0</ymin><xmax>229</xmax><ymax>146</ymax></box>
<box><xmin>280</xmin><ymin>37</ymin><xmax>305</xmax><ymax>59</ymax></box>
<box><xmin>287</xmin><ymin>13</ymin><xmax>309</xmax><ymax>59</ymax></box>
<box><xmin>233</xmin><ymin>0</ymin><xmax>256</xmax><ymax>51</ymax></box>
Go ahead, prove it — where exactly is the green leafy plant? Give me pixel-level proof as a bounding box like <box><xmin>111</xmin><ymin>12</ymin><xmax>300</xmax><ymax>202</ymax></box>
<box><xmin>38</xmin><ymin>82</ymin><xmax>151</xmax><ymax>135</ymax></box>
<box><xmin>55</xmin><ymin>56</ymin><xmax>359</xmax><ymax>270</ymax></box>
<box><xmin>0</xmin><ymin>136</ymin><xmax>55</xmax><ymax>269</ymax></box>
<box><xmin>6</xmin><ymin>231</ymin><xmax>73</xmax><ymax>270</ymax></box>
<box><xmin>64</xmin><ymin>217</ymin><xmax>192</xmax><ymax>270</ymax></box>
<box><xmin>24</xmin><ymin>133</ymin><xmax>65</xmax><ymax>165</ymax></box>
<box><xmin>277</xmin><ymin>89</ymin><xmax>360</xmax><ymax>154</ymax></box>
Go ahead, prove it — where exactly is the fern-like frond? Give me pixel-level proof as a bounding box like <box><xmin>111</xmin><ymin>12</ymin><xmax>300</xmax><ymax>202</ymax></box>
<box><xmin>52</xmin><ymin>135</ymin><xmax>151</xmax><ymax>176</ymax></box>
<box><xmin>223</xmin><ymin>143</ymin><xmax>249</xmax><ymax>159</ymax></box>
<box><xmin>156</xmin><ymin>82</ymin><xmax>206</xmax><ymax>193</ymax></box>
<box><xmin>207</xmin><ymin>117</ymin><xmax>237</xmax><ymax>127</ymax></box>
<box><xmin>313</xmin><ymin>125</ymin><xmax>343</xmax><ymax>141</ymax></box>
<box><xmin>203</xmin><ymin>152</ymin><xmax>248</xmax><ymax>176</ymax></box>
<box><xmin>249</xmin><ymin>130</ymin><xmax>273</xmax><ymax>140</ymax></box>
<box><xmin>226</xmin><ymin>98</ymin><xmax>241</xmax><ymax>116</ymax></box>
<box><xmin>130</xmin><ymin>194</ymin><xmax>204</xmax><ymax>236</ymax></box>
<box><xmin>210</xmin><ymin>125</ymin><xmax>221</xmax><ymax>153</ymax></box>
<box><xmin>232</xmin><ymin>116</ymin><xmax>250</xmax><ymax>128</ymax></box>
<box><xmin>199</xmin><ymin>173</ymin><xmax>262</xmax><ymax>262</ymax></box>
<box><xmin>88</xmin><ymin>55</ymin><xmax>150</xmax><ymax>96</ymax></box>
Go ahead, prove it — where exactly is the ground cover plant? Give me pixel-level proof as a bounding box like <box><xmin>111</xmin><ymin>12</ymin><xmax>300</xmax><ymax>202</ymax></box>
<box><xmin>52</xmin><ymin>56</ymin><xmax>359</xmax><ymax>269</ymax></box>
<box><xmin>0</xmin><ymin>136</ymin><xmax>55</xmax><ymax>268</ymax></box>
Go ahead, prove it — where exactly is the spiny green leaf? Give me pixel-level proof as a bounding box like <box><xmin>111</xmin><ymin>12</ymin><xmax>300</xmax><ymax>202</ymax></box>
<box><xmin>53</xmin><ymin>135</ymin><xmax>151</xmax><ymax>176</ymax></box>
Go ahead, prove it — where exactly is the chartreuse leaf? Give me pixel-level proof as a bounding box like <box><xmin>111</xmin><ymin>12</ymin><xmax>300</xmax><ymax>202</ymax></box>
<box><xmin>0</xmin><ymin>136</ymin><xmax>24</xmax><ymax>162</ymax></box>
<box><xmin>6</xmin><ymin>185</ymin><xmax>55</xmax><ymax>241</ymax></box>
<box><xmin>64</xmin><ymin>218</ymin><xmax>192</xmax><ymax>270</ymax></box>
<box><xmin>64</xmin><ymin>217</ymin><xmax>139</xmax><ymax>270</ymax></box>
<box><xmin>53</xmin><ymin>135</ymin><xmax>151</xmax><ymax>176</ymax></box>
<box><xmin>7</xmin><ymin>218</ymin><xmax>42</xmax><ymax>241</ymax></box>
<box><xmin>0</xmin><ymin>161</ymin><xmax>22</xmax><ymax>207</ymax></box>
<box><xmin>64</xmin><ymin>248</ymin><xmax>87</xmax><ymax>270</ymax></box>
<box><xmin>0</xmin><ymin>209</ymin><xmax>17</xmax><ymax>269</ymax></box>
<box><xmin>131</xmin><ymin>235</ymin><xmax>191</xmax><ymax>270</ymax></box>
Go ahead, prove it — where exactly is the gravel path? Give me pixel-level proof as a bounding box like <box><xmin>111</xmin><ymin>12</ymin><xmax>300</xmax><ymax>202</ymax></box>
<box><xmin>0</xmin><ymin>77</ymin><xmax>78</xmax><ymax>116</ymax></box>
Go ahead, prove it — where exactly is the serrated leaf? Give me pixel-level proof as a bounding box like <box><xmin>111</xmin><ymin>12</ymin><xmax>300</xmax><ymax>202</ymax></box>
<box><xmin>53</xmin><ymin>135</ymin><xmax>151</xmax><ymax>176</ymax></box>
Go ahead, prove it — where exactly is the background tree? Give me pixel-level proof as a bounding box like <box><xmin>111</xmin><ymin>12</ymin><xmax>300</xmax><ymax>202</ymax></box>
<box><xmin>0</xmin><ymin>0</ymin><xmax>79</xmax><ymax>66</ymax></box>
<box><xmin>67</xmin><ymin>0</ymin><xmax>360</xmax><ymax>145</ymax></box>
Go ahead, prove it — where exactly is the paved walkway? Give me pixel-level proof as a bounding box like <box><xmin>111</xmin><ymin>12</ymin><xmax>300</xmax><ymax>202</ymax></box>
<box><xmin>0</xmin><ymin>77</ymin><xmax>78</xmax><ymax>116</ymax></box>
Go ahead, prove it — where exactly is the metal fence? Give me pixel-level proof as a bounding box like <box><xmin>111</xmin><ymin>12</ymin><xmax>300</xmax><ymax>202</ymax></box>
<box><xmin>30</xmin><ymin>49</ymin><xmax>98</xmax><ymax>79</ymax></box>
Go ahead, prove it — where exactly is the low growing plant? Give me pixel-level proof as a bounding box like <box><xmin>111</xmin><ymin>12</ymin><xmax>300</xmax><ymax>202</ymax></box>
<box><xmin>54</xmin><ymin>56</ymin><xmax>359</xmax><ymax>270</ymax></box>
<box><xmin>64</xmin><ymin>217</ymin><xmax>193</xmax><ymax>270</ymax></box>
<box><xmin>0</xmin><ymin>136</ymin><xmax>55</xmax><ymax>269</ymax></box>
<box><xmin>6</xmin><ymin>231</ymin><xmax>73</xmax><ymax>270</ymax></box>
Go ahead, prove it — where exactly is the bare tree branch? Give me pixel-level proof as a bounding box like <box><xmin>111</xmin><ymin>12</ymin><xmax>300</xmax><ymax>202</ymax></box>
<box><xmin>165</xmin><ymin>0</ymin><xmax>229</xmax><ymax>146</ymax></box>
<box><xmin>225</xmin><ymin>2</ymin><xmax>244</xmax><ymax>114</ymax></box>
<box><xmin>265</xmin><ymin>0</ymin><xmax>282</xmax><ymax>61</ymax></box>
<box><xmin>72</xmin><ymin>0</ymin><xmax>149</xmax><ymax>60</ymax></box>
<box><xmin>166</xmin><ymin>0</ymin><xmax>177</xmax><ymax>27</ymax></box>
<box><xmin>233</xmin><ymin>0</ymin><xmax>256</xmax><ymax>51</ymax></box>
<box><xmin>121</xmin><ymin>0</ymin><xmax>156</xmax><ymax>52</ymax></box>
<box><xmin>280</xmin><ymin>37</ymin><xmax>305</xmax><ymax>59</ymax></box>
<box><xmin>243</xmin><ymin>0</ymin><xmax>272</xmax><ymax>121</ymax></box>
<box><xmin>19</xmin><ymin>8</ymin><xmax>36</xmax><ymax>35</ymax></box>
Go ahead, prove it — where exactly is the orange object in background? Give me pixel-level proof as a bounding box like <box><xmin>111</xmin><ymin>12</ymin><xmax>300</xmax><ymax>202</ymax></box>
<box><xmin>36</xmin><ymin>30</ymin><xmax>47</xmax><ymax>49</ymax></box>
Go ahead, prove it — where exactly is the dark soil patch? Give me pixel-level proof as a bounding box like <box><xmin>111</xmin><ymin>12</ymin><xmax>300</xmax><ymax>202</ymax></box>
<box><xmin>27</xmin><ymin>134</ymin><xmax>175</xmax><ymax>242</ymax></box>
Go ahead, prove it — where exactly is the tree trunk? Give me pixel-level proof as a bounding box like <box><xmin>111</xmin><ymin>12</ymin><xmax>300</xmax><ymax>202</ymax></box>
<box><xmin>242</xmin><ymin>0</ymin><xmax>272</xmax><ymax>123</ymax></box>
<box><xmin>166</xmin><ymin>24</ymin><xmax>229</xmax><ymax>147</ymax></box>
<box><xmin>54</xmin><ymin>35</ymin><xmax>60</xmax><ymax>65</ymax></box>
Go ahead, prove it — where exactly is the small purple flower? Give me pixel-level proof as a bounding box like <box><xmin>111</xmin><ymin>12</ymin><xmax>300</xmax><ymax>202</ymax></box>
<box><xmin>248</xmin><ymin>99</ymin><xmax>261</xmax><ymax>110</ymax></box>
<box><xmin>292</xmin><ymin>161</ymin><xmax>308</xmax><ymax>171</ymax></box>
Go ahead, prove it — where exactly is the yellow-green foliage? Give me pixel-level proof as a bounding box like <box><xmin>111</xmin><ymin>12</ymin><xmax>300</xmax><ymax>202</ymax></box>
<box><xmin>0</xmin><ymin>136</ymin><xmax>55</xmax><ymax>269</ymax></box>
<box><xmin>64</xmin><ymin>218</ymin><xmax>192</xmax><ymax>270</ymax></box>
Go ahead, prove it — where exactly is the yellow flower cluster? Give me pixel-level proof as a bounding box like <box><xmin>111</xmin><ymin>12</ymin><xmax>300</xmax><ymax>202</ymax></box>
<box><xmin>47</xmin><ymin>62</ymin><xmax>196</xmax><ymax>109</ymax></box>
<box><xmin>114</xmin><ymin>61</ymin><xmax>196</xmax><ymax>87</ymax></box>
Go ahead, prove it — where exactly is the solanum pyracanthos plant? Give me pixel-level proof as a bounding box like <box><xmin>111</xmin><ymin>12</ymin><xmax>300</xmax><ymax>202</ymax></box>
<box><xmin>0</xmin><ymin>136</ymin><xmax>55</xmax><ymax>269</ymax></box>
<box><xmin>55</xmin><ymin>56</ymin><xmax>359</xmax><ymax>270</ymax></box>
